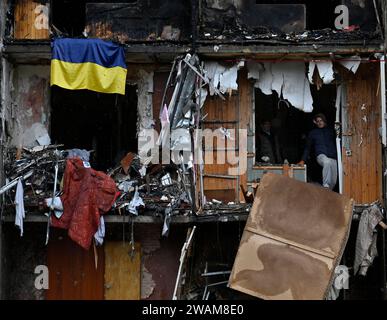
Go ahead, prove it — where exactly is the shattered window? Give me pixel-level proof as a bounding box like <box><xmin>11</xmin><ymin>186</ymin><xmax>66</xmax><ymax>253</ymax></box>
<box><xmin>254</xmin><ymin>84</ymin><xmax>337</xmax><ymax>186</ymax></box>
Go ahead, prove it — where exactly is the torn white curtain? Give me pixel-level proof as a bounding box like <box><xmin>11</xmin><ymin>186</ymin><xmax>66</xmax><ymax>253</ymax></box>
<box><xmin>251</xmin><ymin>62</ymin><xmax>314</xmax><ymax>112</ymax></box>
<box><xmin>246</xmin><ymin>60</ymin><xmax>263</xmax><ymax>80</ymax></box>
<box><xmin>219</xmin><ymin>65</ymin><xmax>238</xmax><ymax>94</ymax></box>
<box><xmin>354</xmin><ymin>205</ymin><xmax>383</xmax><ymax>276</ymax></box>
<box><xmin>273</xmin><ymin>62</ymin><xmax>314</xmax><ymax>112</ymax></box>
<box><xmin>308</xmin><ymin>61</ymin><xmax>335</xmax><ymax>84</ymax></box>
<box><xmin>254</xmin><ymin>62</ymin><xmax>273</xmax><ymax>95</ymax></box>
<box><xmin>204</xmin><ymin>61</ymin><xmax>226</xmax><ymax>96</ymax></box>
<box><xmin>339</xmin><ymin>56</ymin><xmax>362</xmax><ymax>74</ymax></box>
<box><xmin>15</xmin><ymin>179</ymin><xmax>25</xmax><ymax>237</ymax></box>
<box><xmin>94</xmin><ymin>216</ymin><xmax>105</xmax><ymax>246</ymax></box>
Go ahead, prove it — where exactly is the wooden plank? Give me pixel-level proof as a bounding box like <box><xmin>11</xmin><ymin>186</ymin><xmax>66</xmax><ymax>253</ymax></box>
<box><xmin>27</xmin><ymin>0</ymin><xmax>32</xmax><ymax>39</ymax></box>
<box><xmin>29</xmin><ymin>0</ymin><xmax>33</xmax><ymax>39</ymax></box>
<box><xmin>14</xmin><ymin>0</ymin><xmax>21</xmax><ymax>38</ymax></box>
<box><xmin>238</xmin><ymin>69</ymin><xmax>252</xmax><ymax>200</ymax></box>
<box><xmin>104</xmin><ymin>242</ymin><xmax>141</xmax><ymax>300</ymax></box>
<box><xmin>202</xmin><ymin>92</ymin><xmax>240</xmax><ymax>200</ymax></box>
<box><xmin>200</xmin><ymin>69</ymin><xmax>252</xmax><ymax>201</ymax></box>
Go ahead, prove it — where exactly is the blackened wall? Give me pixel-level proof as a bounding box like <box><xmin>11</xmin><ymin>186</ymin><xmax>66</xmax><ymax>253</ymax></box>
<box><xmin>3</xmin><ymin>223</ymin><xmax>47</xmax><ymax>300</ymax></box>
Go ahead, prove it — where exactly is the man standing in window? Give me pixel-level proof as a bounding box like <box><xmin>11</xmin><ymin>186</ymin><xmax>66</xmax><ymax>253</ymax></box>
<box><xmin>298</xmin><ymin>113</ymin><xmax>337</xmax><ymax>190</ymax></box>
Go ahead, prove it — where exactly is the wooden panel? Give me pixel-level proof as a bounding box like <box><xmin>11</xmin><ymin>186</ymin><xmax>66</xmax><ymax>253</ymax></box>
<box><xmin>202</xmin><ymin>69</ymin><xmax>251</xmax><ymax>202</ymax></box>
<box><xmin>14</xmin><ymin>0</ymin><xmax>49</xmax><ymax>39</ymax></box>
<box><xmin>341</xmin><ymin>63</ymin><xmax>382</xmax><ymax>203</ymax></box>
<box><xmin>230</xmin><ymin>173</ymin><xmax>354</xmax><ymax>300</ymax></box>
<box><xmin>104</xmin><ymin>242</ymin><xmax>141</xmax><ymax>300</ymax></box>
<box><xmin>202</xmin><ymin>91</ymin><xmax>239</xmax><ymax>200</ymax></box>
<box><xmin>46</xmin><ymin>230</ymin><xmax>105</xmax><ymax>300</ymax></box>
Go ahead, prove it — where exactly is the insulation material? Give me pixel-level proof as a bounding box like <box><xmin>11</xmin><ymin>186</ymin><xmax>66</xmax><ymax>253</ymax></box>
<box><xmin>339</xmin><ymin>56</ymin><xmax>362</xmax><ymax>74</ymax></box>
<box><xmin>275</xmin><ymin>62</ymin><xmax>313</xmax><ymax>112</ymax></box>
<box><xmin>204</xmin><ymin>62</ymin><xmax>238</xmax><ymax>95</ymax></box>
<box><xmin>253</xmin><ymin>62</ymin><xmax>313</xmax><ymax>112</ymax></box>
<box><xmin>254</xmin><ymin>62</ymin><xmax>273</xmax><ymax>95</ymax></box>
<box><xmin>308</xmin><ymin>61</ymin><xmax>335</xmax><ymax>85</ymax></box>
<box><xmin>219</xmin><ymin>65</ymin><xmax>238</xmax><ymax>93</ymax></box>
<box><xmin>204</xmin><ymin>61</ymin><xmax>226</xmax><ymax>96</ymax></box>
<box><xmin>229</xmin><ymin>173</ymin><xmax>354</xmax><ymax>300</ymax></box>
<box><xmin>246</xmin><ymin>61</ymin><xmax>263</xmax><ymax>81</ymax></box>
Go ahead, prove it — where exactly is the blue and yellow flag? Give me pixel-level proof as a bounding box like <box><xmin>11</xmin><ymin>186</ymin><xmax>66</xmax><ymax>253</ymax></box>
<box><xmin>51</xmin><ymin>38</ymin><xmax>127</xmax><ymax>95</ymax></box>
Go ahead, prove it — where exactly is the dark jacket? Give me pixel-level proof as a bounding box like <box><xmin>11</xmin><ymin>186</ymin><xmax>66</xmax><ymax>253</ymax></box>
<box><xmin>302</xmin><ymin>127</ymin><xmax>337</xmax><ymax>161</ymax></box>
<box><xmin>257</xmin><ymin>131</ymin><xmax>282</xmax><ymax>164</ymax></box>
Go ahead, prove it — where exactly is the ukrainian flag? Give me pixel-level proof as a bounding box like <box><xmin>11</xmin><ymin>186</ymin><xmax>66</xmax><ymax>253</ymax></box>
<box><xmin>51</xmin><ymin>38</ymin><xmax>127</xmax><ymax>95</ymax></box>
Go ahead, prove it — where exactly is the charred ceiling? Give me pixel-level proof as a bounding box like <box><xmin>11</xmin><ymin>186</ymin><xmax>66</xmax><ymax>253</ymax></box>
<box><xmin>49</xmin><ymin>0</ymin><xmax>192</xmax><ymax>42</ymax></box>
<box><xmin>198</xmin><ymin>0</ymin><xmax>382</xmax><ymax>43</ymax></box>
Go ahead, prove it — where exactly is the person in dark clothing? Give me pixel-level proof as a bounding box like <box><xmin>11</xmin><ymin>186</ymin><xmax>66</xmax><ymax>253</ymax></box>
<box><xmin>257</xmin><ymin>120</ymin><xmax>282</xmax><ymax>164</ymax></box>
<box><xmin>298</xmin><ymin>113</ymin><xmax>337</xmax><ymax>189</ymax></box>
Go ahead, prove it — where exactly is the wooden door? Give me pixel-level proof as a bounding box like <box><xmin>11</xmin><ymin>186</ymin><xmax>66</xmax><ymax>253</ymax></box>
<box><xmin>46</xmin><ymin>230</ymin><xmax>105</xmax><ymax>300</ymax></box>
<box><xmin>104</xmin><ymin>242</ymin><xmax>141</xmax><ymax>300</ymax></box>
<box><xmin>341</xmin><ymin>63</ymin><xmax>382</xmax><ymax>203</ymax></box>
<box><xmin>202</xmin><ymin>92</ymin><xmax>240</xmax><ymax>203</ymax></box>
<box><xmin>201</xmin><ymin>69</ymin><xmax>251</xmax><ymax>203</ymax></box>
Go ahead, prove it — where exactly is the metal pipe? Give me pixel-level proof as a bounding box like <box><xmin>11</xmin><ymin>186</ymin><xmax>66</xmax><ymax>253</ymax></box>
<box><xmin>206</xmin><ymin>280</ymin><xmax>229</xmax><ymax>287</ymax></box>
<box><xmin>159</xmin><ymin>59</ymin><xmax>177</xmax><ymax>120</ymax></box>
<box><xmin>0</xmin><ymin>170</ymin><xmax>34</xmax><ymax>196</ymax></box>
<box><xmin>201</xmin><ymin>270</ymin><xmax>231</xmax><ymax>277</ymax></box>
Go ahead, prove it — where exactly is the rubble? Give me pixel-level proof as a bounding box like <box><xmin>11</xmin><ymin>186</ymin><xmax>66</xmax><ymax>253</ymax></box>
<box><xmin>198</xmin><ymin>26</ymin><xmax>380</xmax><ymax>44</ymax></box>
<box><xmin>2</xmin><ymin>145</ymin><xmax>66</xmax><ymax>208</ymax></box>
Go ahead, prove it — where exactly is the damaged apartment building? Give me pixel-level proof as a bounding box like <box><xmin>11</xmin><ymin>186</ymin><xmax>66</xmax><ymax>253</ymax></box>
<box><xmin>1</xmin><ymin>0</ymin><xmax>387</xmax><ymax>300</ymax></box>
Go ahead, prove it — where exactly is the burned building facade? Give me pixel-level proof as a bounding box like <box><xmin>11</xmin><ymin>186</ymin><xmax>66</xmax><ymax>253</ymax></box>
<box><xmin>0</xmin><ymin>0</ymin><xmax>387</xmax><ymax>300</ymax></box>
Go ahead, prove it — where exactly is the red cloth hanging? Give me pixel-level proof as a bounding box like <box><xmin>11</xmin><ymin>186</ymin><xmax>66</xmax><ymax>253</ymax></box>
<box><xmin>52</xmin><ymin>158</ymin><xmax>118</xmax><ymax>250</ymax></box>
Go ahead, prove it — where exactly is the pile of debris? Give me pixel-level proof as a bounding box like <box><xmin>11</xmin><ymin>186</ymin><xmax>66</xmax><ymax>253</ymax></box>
<box><xmin>1</xmin><ymin>147</ymin><xmax>196</xmax><ymax>217</ymax></box>
<box><xmin>1</xmin><ymin>147</ymin><xmax>194</xmax><ymax>216</ymax></box>
<box><xmin>1</xmin><ymin>145</ymin><xmax>66</xmax><ymax>210</ymax></box>
<box><xmin>108</xmin><ymin>152</ymin><xmax>193</xmax><ymax>234</ymax></box>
